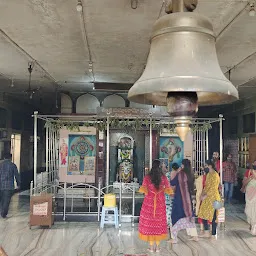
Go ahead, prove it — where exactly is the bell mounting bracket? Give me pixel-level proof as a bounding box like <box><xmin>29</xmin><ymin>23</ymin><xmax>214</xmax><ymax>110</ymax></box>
<box><xmin>165</xmin><ymin>0</ymin><xmax>198</xmax><ymax>14</ymax></box>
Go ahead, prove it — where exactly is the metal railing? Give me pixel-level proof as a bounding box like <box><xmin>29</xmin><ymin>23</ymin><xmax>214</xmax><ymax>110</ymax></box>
<box><xmin>30</xmin><ymin>179</ymin><xmax>142</xmax><ymax>226</ymax></box>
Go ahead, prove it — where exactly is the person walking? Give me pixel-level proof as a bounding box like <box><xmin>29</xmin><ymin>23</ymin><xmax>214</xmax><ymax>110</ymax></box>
<box><xmin>138</xmin><ymin>159</ymin><xmax>173</xmax><ymax>253</ymax></box>
<box><xmin>223</xmin><ymin>154</ymin><xmax>237</xmax><ymax>204</ymax></box>
<box><xmin>195</xmin><ymin>166</ymin><xmax>211</xmax><ymax>234</ymax></box>
<box><xmin>198</xmin><ymin>160</ymin><xmax>221</xmax><ymax>240</ymax></box>
<box><xmin>212</xmin><ymin>152</ymin><xmax>220</xmax><ymax>173</ymax></box>
<box><xmin>0</xmin><ymin>152</ymin><xmax>20</xmax><ymax>218</ymax></box>
<box><xmin>242</xmin><ymin>160</ymin><xmax>256</xmax><ymax>235</ymax></box>
<box><xmin>169</xmin><ymin>159</ymin><xmax>198</xmax><ymax>244</ymax></box>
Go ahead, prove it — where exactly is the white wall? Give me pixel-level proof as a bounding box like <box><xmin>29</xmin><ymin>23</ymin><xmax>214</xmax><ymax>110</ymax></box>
<box><xmin>183</xmin><ymin>131</ymin><xmax>193</xmax><ymax>162</ymax></box>
<box><xmin>76</xmin><ymin>94</ymin><xmax>100</xmax><ymax>114</ymax></box>
<box><xmin>103</xmin><ymin>94</ymin><xmax>125</xmax><ymax>108</ymax></box>
<box><xmin>61</xmin><ymin>93</ymin><xmax>72</xmax><ymax>114</ymax></box>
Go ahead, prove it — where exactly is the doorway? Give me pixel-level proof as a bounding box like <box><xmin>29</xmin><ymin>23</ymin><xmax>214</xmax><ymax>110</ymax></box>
<box><xmin>11</xmin><ymin>134</ymin><xmax>21</xmax><ymax>188</ymax></box>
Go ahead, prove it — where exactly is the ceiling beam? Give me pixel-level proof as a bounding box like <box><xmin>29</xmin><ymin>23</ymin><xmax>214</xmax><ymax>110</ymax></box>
<box><xmin>94</xmin><ymin>82</ymin><xmax>132</xmax><ymax>91</ymax></box>
<box><xmin>0</xmin><ymin>28</ymin><xmax>60</xmax><ymax>87</ymax></box>
<box><xmin>216</xmin><ymin>2</ymin><xmax>248</xmax><ymax>41</ymax></box>
<box><xmin>224</xmin><ymin>50</ymin><xmax>256</xmax><ymax>81</ymax></box>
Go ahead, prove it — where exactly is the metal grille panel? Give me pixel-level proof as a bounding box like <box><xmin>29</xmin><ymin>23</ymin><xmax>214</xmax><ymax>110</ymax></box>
<box><xmin>192</xmin><ymin>130</ymin><xmax>208</xmax><ymax>176</ymax></box>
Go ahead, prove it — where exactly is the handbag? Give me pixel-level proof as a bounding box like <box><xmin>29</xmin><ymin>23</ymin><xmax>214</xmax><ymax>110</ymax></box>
<box><xmin>217</xmin><ymin>207</ymin><xmax>225</xmax><ymax>223</ymax></box>
<box><xmin>213</xmin><ymin>200</ymin><xmax>224</xmax><ymax>210</ymax></box>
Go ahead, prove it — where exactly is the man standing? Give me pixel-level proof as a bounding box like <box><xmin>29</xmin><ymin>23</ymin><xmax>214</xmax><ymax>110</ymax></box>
<box><xmin>0</xmin><ymin>152</ymin><xmax>20</xmax><ymax>218</ymax></box>
<box><xmin>223</xmin><ymin>154</ymin><xmax>237</xmax><ymax>204</ymax></box>
<box><xmin>212</xmin><ymin>152</ymin><xmax>220</xmax><ymax>173</ymax></box>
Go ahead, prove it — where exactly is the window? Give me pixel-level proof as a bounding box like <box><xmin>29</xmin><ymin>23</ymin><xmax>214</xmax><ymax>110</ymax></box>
<box><xmin>243</xmin><ymin>113</ymin><xmax>255</xmax><ymax>133</ymax></box>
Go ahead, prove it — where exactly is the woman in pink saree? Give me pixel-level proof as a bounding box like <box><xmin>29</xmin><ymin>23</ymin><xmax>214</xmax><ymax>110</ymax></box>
<box><xmin>243</xmin><ymin>160</ymin><xmax>256</xmax><ymax>235</ymax></box>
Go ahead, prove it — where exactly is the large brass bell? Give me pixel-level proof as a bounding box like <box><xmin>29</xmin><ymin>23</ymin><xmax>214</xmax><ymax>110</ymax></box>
<box><xmin>128</xmin><ymin>0</ymin><xmax>239</xmax><ymax>141</ymax></box>
<box><xmin>128</xmin><ymin>2</ymin><xmax>239</xmax><ymax>106</ymax></box>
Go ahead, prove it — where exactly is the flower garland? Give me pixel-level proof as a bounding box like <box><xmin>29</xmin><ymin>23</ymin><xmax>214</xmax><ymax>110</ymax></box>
<box><xmin>44</xmin><ymin>118</ymin><xmax>212</xmax><ymax>133</ymax></box>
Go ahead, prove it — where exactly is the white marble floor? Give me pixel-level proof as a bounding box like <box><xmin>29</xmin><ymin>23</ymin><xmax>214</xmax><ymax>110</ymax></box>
<box><xmin>1</xmin><ymin>194</ymin><xmax>256</xmax><ymax>256</ymax></box>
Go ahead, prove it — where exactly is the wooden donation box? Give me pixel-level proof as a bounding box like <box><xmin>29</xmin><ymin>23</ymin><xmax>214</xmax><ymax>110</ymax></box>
<box><xmin>0</xmin><ymin>247</ymin><xmax>8</xmax><ymax>256</ymax></box>
<box><xmin>29</xmin><ymin>194</ymin><xmax>54</xmax><ymax>228</ymax></box>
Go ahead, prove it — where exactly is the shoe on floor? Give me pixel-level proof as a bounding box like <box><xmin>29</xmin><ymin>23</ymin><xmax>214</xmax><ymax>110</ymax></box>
<box><xmin>155</xmin><ymin>247</ymin><xmax>161</xmax><ymax>253</ymax></box>
<box><xmin>210</xmin><ymin>235</ymin><xmax>217</xmax><ymax>241</ymax></box>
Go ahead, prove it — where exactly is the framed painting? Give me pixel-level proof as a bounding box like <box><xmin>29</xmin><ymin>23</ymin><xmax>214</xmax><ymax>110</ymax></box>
<box><xmin>159</xmin><ymin>136</ymin><xmax>184</xmax><ymax>171</ymax></box>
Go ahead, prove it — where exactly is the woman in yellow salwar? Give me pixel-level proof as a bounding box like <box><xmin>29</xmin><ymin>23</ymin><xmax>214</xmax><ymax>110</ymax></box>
<box><xmin>198</xmin><ymin>160</ymin><xmax>221</xmax><ymax>240</ymax></box>
<box><xmin>138</xmin><ymin>159</ymin><xmax>173</xmax><ymax>253</ymax></box>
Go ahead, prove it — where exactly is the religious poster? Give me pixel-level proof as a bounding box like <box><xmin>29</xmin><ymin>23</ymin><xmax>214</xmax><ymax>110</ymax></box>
<box><xmin>59</xmin><ymin>127</ymin><xmax>97</xmax><ymax>183</ymax></box>
<box><xmin>59</xmin><ymin>138</ymin><xmax>68</xmax><ymax>167</ymax></box>
<box><xmin>84</xmin><ymin>156</ymin><xmax>95</xmax><ymax>175</ymax></box>
<box><xmin>68</xmin><ymin>134</ymin><xmax>96</xmax><ymax>175</ymax></box>
<box><xmin>159</xmin><ymin>136</ymin><xmax>184</xmax><ymax>171</ymax></box>
<box><xmin>160</xmin><ymin>158</ymin><xmax>169</xmax><ymax>174</ymax></box>
<box><xmin>68</xmin><ymin>156</ymin><xmax>80</xmax><ymax>173</ymax></box>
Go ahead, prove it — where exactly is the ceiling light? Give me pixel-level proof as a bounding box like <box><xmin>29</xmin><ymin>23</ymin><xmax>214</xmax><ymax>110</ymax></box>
<box><xmin>249</xmin><ymin>1</ymin><xmax>256</xmax><ymax>16</ymax></box>
<box><xmin>10</xmin><ymin>79</ymin><xmax>14</xmax><ymax>88</ymax></box>
<box><xmin>131</xmin><ymin>0</ymin><xmax>138</xmax><ymax>9</ymax></box>
<box><xmin>76</xmin><ymin>1</ymin><xmax>83</xmax><ymax>12</ymax></box>
<box><xmin>89</xmin><ymin>61</ymin><xmax>93</xmax><ymax>72</ymax></box>
<box><xmin>24</xmin><ymin>62</ymin><xmax>40</xmax><ymax>99</ymax></box>
<box><xmin>249</xmin><ymin>8</ymin><xmax>255</xmax><ymax>16</ymax></box>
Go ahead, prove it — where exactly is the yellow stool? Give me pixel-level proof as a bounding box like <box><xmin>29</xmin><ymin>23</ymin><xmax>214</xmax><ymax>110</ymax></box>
<box><xmin>100</xmin><ymin>194</ymin><xmax>118</xmax><ymax>228</ymax></box>
<box><xmin>104</xmin><ymin>194</ymin><xmax>116</xmax><ymax>207</ymax></box>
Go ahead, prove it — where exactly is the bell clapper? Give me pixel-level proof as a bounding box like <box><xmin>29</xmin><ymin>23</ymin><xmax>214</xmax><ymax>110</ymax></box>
<box><xmin>166</xmin><ymin>92</ymin><xmax>198</xmax><ymax>141</ymax></box>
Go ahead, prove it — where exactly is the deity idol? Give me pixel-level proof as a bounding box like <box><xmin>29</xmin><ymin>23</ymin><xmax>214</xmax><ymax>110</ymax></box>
<box><xmin>60</xmin><ymin>139</ymin><xmax>68</xmax><ymax>166</ymax></box>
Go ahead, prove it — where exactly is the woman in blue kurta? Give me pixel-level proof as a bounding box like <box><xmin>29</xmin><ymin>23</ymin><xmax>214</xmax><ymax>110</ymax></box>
<box><xmin>170</xmin><ymin>159</ymin><xmax>198</xmax><ymax>243</ymax></box>
<box><xmin>171</xmin><ymin>170</ymin><xmax>186</xmax><ymax>225</ymax></box>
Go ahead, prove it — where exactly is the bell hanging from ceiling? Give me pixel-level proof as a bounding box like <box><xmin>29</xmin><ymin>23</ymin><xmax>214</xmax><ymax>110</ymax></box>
<box><xmin>128</xmin><ymin>0</ymin><xmax>238</xmax><ymax>141</ymax></box>
<box><xmin>128</xmin><ymin>0</ymin><xmax>238</xmax><ymax>107</ymax></box>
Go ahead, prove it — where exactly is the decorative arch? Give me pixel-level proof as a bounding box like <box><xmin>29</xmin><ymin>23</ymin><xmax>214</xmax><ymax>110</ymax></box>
<box><xmin>60</xmin><ymin>93</ymin><xmax>72</xmax><ymax>114</ymax></box>
<box><xmin>103</xmin><ymin>94</ymin><xmax>125</xmax><ymax>108</ymax></box>
<box><xmin>76</xmin><ymin>94</ymin><xmax>100</xmax><ymax>114</ymax></box>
